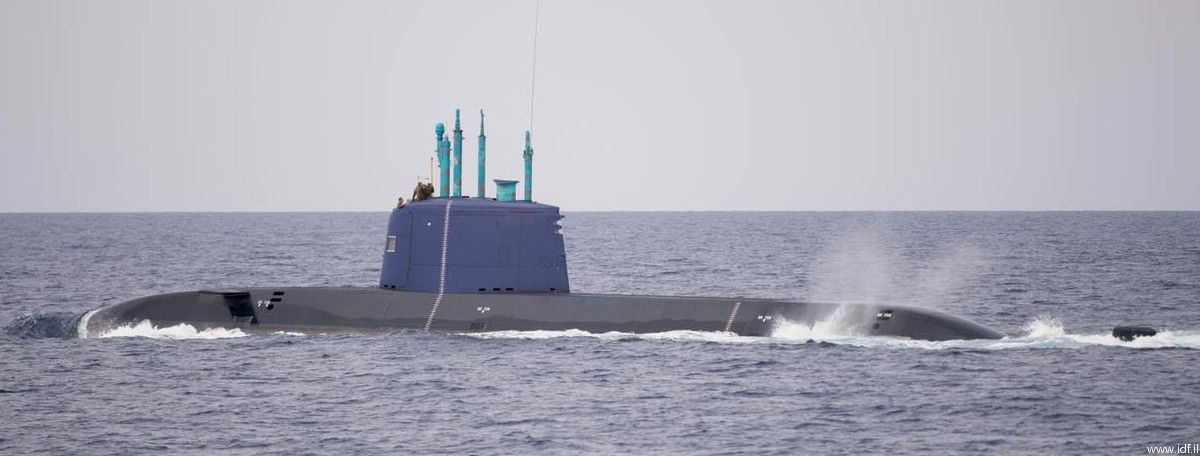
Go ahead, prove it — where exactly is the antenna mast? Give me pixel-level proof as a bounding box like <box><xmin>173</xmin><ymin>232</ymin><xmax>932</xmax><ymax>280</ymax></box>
<box><xmin>529</xmin><ymin>0</ymin><xmax>541</xmax><ymax>134</ymax></box>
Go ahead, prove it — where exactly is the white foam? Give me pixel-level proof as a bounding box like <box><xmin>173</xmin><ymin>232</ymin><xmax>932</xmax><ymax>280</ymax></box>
<box><xmin>77</xmin><ymin>312</ymin><xmax>1200</xmax><ymax>349</ymax></box>
<box><xmin>633</xmin><ymin>330</ymin><xmax>749</xmax><ymax>343</ymax></box>
<box><xmin>459</xmin><ymin>315</ymin><xmax>1200</xmax><ymax>351</ymax></box>
<box><xmin>462</xmin><ymin>328</ymin><xmax>758</xmax><ymax>344</ymax></box>
<box><xmin>465</xmin><ymin>328</ymin><xmax>598</xmax><ymax>340</ymax></box>
<box><xmin>770</xmin><ymin>305</ymin><xmax>867</xmax><ymax>342</ymax></box>
<box><xmin>458</xmin><ymin>308</ymin><xmax>862</xmax><ymax>345</ymax></box>
<box><xmin>94</xmin><ymin>320</ymin><xmax>248</xmax><ymax>340</ymax></box>
<box><xmin>75</xmin><ymin>309</ymin><xmax>97</xmax><ymax>339</ymax></box>
<box><xmin>773</xmin><ymin>315</ymin><xmax>1200</xmax><ymax>351</ymax></box>
<box><xmin>1022</xmin><ymin>315</ymin><xmax>1067</xmax><ymax>338</ymax></box>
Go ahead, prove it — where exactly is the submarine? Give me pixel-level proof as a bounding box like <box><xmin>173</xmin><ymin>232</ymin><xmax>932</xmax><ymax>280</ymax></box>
<box><xmin>82</xmin><ymin>110</ymin><xmax>1006</xmax><ymax>341</ymax></box>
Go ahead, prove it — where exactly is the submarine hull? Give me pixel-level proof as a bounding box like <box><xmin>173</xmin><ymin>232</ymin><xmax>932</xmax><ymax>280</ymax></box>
<box><xmin>83</xmin><ymin>288</ymin><xmax>1004</xmax><ymax>341</ymax></box>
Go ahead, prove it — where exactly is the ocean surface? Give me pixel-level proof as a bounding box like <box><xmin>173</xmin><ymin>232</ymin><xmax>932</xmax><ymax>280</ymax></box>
<box><xmin>2</xmin><ymin>211</ymin><xmax>1198</xmax><ymax>455</ymax></box>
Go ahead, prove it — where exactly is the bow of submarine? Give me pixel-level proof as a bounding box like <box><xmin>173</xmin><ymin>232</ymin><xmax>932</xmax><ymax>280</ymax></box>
<box><xmin>867</xmin><ymin>305</ymin><xmax>1004</xmax><ymax>341</ymax></box>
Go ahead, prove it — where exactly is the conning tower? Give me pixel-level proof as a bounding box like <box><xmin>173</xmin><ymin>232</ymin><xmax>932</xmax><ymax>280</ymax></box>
<box><xmin>380</xmin><ymin>110</ymin><xmax>568</xmax><ymax>294</ymax></box>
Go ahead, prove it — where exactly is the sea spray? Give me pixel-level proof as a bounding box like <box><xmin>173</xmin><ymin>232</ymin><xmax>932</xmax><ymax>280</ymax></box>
<box><xmin>803</xmin><ymin>222</ymin><xmax>989</xmax><ymax>314</ymax></box>
<box><xmin>770</xmin><ymin>304</ymin><xmax>872</xmax><ymax>341</ymax></box>
<box><xmin>804</xmin><ymin>224</ymin><xmax>896</xmax><ymax>304</ymax></box>
<box><xmin>907</xmin><ymin>242</ymin><xmax>988</xmax><ymax>311</ymax></box>
<box><xmin>1023</xmin><ymin>315</ymin><xmax>1067</xmax><ymax>337</ymax></box>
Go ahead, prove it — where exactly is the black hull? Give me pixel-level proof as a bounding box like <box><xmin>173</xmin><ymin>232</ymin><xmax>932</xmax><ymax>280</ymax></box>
<box><xmin>82</xmin><ymin>288</ymin><xmax>1005</xmax><ymax>341</ymax></box>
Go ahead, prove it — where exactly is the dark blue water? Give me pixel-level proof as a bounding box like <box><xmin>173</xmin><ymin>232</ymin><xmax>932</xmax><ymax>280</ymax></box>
<box><xmin>2</xmin><ymin>212</ymin><xmax>1198</xmax><ymax>455</ymax></box>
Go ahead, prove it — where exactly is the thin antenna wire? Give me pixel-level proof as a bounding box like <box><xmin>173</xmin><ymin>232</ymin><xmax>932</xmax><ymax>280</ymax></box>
<box><xmin>529</xmin><ymin>0</ymin><xmax>541</xmax><ymax>134</ymax></box>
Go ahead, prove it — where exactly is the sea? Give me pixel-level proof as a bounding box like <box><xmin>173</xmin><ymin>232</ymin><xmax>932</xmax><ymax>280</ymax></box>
<box><xmin>1</xmin><ymin>211</ymin><xmax>1198</xmax><ymax>455</ymax></box>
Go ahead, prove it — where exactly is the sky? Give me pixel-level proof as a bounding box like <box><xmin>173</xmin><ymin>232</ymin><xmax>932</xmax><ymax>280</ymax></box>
<box><xmin>0</xmin><ymin>0</ymin><xmax>1197</xmax><ymax>212</ymax></box>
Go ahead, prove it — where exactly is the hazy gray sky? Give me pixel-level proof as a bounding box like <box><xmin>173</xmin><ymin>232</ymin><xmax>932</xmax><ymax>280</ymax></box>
<box><xmin>1</xmin><ymin>0</ymin><xmax>1197</xmax><ymax>212</ymax></box>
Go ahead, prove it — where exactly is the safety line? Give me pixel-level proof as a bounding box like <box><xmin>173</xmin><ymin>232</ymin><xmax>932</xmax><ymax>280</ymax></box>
<box><xmin>424</xmin><ymin>199</ymin><xmax>453</xmax><ymax>331</ymax></box>
<box><xmin>724</xmin><ymin>301</ymin><xmax>741</xmax><ymax>333</ymax></box>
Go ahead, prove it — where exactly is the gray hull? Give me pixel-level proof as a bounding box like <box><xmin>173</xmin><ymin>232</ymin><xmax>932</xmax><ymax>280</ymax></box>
<box><xmin>83</xmin><ymin>288</ymin><xmax>1005</xmax><ymax>341</ymax></box>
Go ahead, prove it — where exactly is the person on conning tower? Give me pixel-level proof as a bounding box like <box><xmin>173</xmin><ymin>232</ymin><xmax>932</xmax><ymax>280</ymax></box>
<box><xmin>412</xmin><ymin>182</ymin><xmax>434</xmax><ymax>202</ymax></box>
